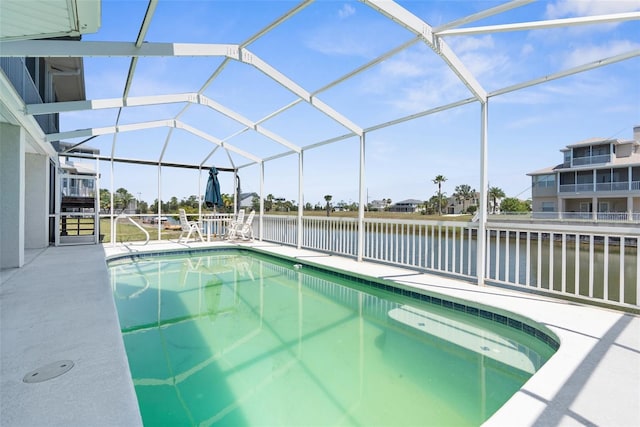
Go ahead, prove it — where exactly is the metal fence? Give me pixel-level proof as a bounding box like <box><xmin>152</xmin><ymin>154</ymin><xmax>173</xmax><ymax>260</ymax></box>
<box><xmin>258</xmin><ymin>215</ymin><xmax>639</xmax><ymax>310</ymax></box>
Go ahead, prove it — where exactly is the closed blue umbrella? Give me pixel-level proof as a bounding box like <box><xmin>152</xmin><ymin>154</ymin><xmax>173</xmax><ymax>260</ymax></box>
<box><xmin>204</xmin><ymin>166</ymin><xmax>222</xmax><ymax>209</ymax></box>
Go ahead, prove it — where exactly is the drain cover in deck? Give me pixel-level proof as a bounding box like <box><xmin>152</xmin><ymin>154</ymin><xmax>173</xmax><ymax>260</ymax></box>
<box><xmin>23</xmin><ymin>360</ymin><xmax>74</xmax><ymax>383</ymax></box>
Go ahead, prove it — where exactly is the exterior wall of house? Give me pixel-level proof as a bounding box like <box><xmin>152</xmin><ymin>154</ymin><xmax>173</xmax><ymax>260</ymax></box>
<box><xmin>531</xmin><ymin>196</ymin><xmax>557</xmax><ymax>213</ymax></box>
<box><xmin>1</xmin><ymin>123</ymin><xmax>26</xmax><ymax>268</ymax></box>
<box><xmin>616</xmin><ymin>143</ymin><xmax>634</xmax><ymax>158</ymax></box>
<box><xmin>25</xmin><ymin>153</ymin><xmax>50</xmax><ymax>249</ymax></box>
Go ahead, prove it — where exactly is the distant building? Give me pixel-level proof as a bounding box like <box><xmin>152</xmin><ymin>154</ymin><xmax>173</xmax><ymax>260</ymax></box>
<box><xmin>368</xmin><ymin>199</ymin><xmax>389</xmax><ymax>211</ymax></box>
<box><xmin>446</xmin><ymin>192</ymin><xmax>480</xmax><ymax>215</ymax></box>
<box><xmin>389</xmin><ymin>199</ymin><xmax>422</xmax><ymax>213</ymax></box>
<box><xmin>238</xmin><ymin>192</ymin><xmax>258</xmax><ymax>210</ymax></box>
<box><xmin>528</xmin><ymin>126</ymin><xmax>640</xmax><ymax>221</ymax></box>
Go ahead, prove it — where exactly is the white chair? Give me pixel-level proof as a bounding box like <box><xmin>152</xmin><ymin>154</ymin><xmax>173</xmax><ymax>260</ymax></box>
<box><xmin>224</xmin><ymin>209</ymin><xmax>245</xmax><ymax>238</ymax></box>
<box><xmin>228</xmin><ymin>210</ymin><xmax>255</xmax><ymax>240</ymax></box>
<box><xmin>178</xmin><ymin>209</ymin><xmax>204</xmax><ymax>243</ymax></box>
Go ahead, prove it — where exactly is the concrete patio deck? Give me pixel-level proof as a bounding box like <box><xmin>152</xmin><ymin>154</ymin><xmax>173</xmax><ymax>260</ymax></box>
<box><xmin>2</xmin><ymin>240</ymin><xmax>639</xmax><ymax>426</ymax></box>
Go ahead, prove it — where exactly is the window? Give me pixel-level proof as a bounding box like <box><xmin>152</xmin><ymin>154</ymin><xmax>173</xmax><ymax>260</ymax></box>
<box><xmin>533</xmin><ymin>174</ymin><xmax>556</xmax><ymax>187</ymax></box>
<box><xmin>541</xmin><ymin>202</ymin><xmax>555</xmax><ymax>212</ymax></box>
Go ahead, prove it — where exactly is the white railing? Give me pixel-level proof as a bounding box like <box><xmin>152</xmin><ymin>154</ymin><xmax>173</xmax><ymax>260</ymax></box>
<box><xmin>496</xmin><ymin>212</ymin><xmax>640</xmax><ymax>224</ymax></box>
<box><xmin>572</xmin><ymin>154</ymin><xmax>610</xmax><ymax>166</ymax></box>
<box><xmin>258</xmin><ymin>215</ymin><xmax>639</xmax><ymax>310</ymax></box>
<box><xmin>261</xmin><ymin>215</ymin><xmax>298</xmax><ymax>246</ymax></box>
<box><xmin>485</xmin><ymin>221</ymin><xmax>639</xmax><ymax>310</ymax></box>
<box><xmin>114</xmin><ymin>213</ymin><xmax>149</xmax><ymax>246</ymax></box>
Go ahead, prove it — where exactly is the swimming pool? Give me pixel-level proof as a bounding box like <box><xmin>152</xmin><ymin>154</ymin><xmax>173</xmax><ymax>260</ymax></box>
<box><xmin>108</xmin><ymin>248</ymin><xmax>558</xmax><ymax>426</ymax></box>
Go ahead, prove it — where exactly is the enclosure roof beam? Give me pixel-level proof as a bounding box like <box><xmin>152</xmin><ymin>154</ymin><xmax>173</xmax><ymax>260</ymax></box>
<box><xmin>28</xmin><ymin>92</ymin><xmax>302</xmax><ymax>153</ymax></box>
<box><xmin>0</xmin><ymin>40</ymin><xmax>237</xmax><ymax>57</ymax></box>
<box><xmin>433</xmin><ymin>0</ymin><xmax>534</xmax><ymax>32</ymax></box>
<box><xmin>238</xmin><ymin>47</ymin><xmax>363</xmax><ymax>136</ymax></box>
<box><xmin>62</xmin><ymin>152</ymin><xmax>237</xmax><ymax>172</ymax></box>
<box><xmin>362</xmin><ymin>0</ymin><xmax>487</xmax><ymax>102</ymax></box>
<box><xmin>122</xmin><ymin>0</ymin><xmax>159</xmax><ymax>100</ymax></box>
<box><xmin>365</xmin><ymin>97</ymin><xmax>477</xmax><ymax>133</ymax></box>
<box><xmin>489</xmin><ymin>49</ymin><xmax>640</xmax><ymax>98</ymax></box>
<box><xmin>240</xmin><ymin>0</ymin><xmax>314</xmax><ymax>48</ymax></box>
<box><xmin>9</xmin><ymin>39</ymin><xmax>362</xmax><ymax>137</ymax></box>
<box><xmin>47</xmin><ymin>119</ymin><xmax>262</xmax><ymax>164</ymax></box>
<box><xmin>198</xmin><ymin>94</ymin><xmax>301</xmax><ymax>153</ymax></box>
<box><xmin>26</xmin><ymin>93</ymin><xmax>194</xmax><ymax>115</ymax></box>
<box><xmin>436</xmin><ymin>12</ymin><xmax>640</xmax><ymax>37</ymax></box>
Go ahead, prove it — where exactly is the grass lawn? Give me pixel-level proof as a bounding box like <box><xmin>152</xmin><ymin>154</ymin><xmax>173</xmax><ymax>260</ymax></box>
<box><xmin>99</xmin><ymin>218</ymin><xmax>182</xmax><ymax>243</ymax></box>
<box><xmin>271</xmin><ymin>210</ymin><xmax>473</xmax><ymax>222</ymax></box>
<box><xmin>99</xmin><ymin>211</ymin><xmax>472</xmax><ymax>243</ymax></box>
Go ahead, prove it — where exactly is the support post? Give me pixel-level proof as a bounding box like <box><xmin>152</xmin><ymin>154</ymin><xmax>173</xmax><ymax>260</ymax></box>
<box><xmin>297</xmin><ymin>151</ymin><xmax>304</xmax><ymax>249</ymax></box>
<box><xmin>259</xmin><ymin>161</ymin><xmax>264</xmax><ymax>241</ymax></box>
<box><xmin>476</xmin><ymin>102</ymin><xmax>489</xmax><ymax>286</ymax></box>
<box><xmin>357</xmin><ymin>133</ymin><xmax>366</xmax><ymax>262</ymax></box>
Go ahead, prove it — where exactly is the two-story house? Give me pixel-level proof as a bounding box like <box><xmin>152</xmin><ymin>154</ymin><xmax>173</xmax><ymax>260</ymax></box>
<box><xmin>528</xmin><ymin>126</ymin><xmax>640</xmax><ymax>221</ymax></box>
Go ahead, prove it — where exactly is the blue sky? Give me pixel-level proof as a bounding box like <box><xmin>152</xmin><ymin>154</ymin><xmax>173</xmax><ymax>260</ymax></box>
<box><xmin>60</xmin><ymin>0</ymin><xmax>640</xmax><ymax>208</ymax></box>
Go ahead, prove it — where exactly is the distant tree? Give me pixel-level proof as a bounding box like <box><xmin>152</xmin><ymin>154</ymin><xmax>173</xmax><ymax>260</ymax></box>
<box><xmin>99</xmin><ymin>189</ymin><xmax>111</xmax><ymax>211</ymax></box>
<box><xmin>305</xmin><ymin>202</ymin><xmax>312</xmax><ymax>211</ymax></box>
<box><xmin>182</xmin><ymin>195</ymin><xmax>199</xmax><ymax>209</ymax></box>
<box><xmin>265</xmin><ymin>194</ymin><xmax>274</xmax><ymax>212</ymax></box>
<box><xmin>221</xmin><ymin>193</ymin><xmax>233</xmax><ymax>212</ymax></box>
<box><xmin>488</xmin><ymin>186</ymin><xmax>506</xmax><ymax>213</ymax></box>
<box><xmin>114</xmin><ymin>187</ymin><xmax>134</xmax><ymax>212</ymax></box>
<box><xmin>500</xmin><ymin>197</ymin><xmax>529</xmax><ymax>213</ymax></box>
<box><xmin>252</xmin><ymin>195</ymin><xmax>261</xmax><ymax>212</ymax></box>
<box><xmin>324</xmin><ymin>194</ymin><xmax>332</xmax><ymax>216</ymax></box>
<box><xmin>432</xmin><ymin>175</ymin><xmax>447</xmax><ymax>215</ymax></box>
<box><xmin>425</xmin><ymin>195</ymin><xmax>446</xmax><ymax>215</ymax></box>
<box><xmin>453</xmin><ymin>184</ymin><xmax>475</xmax><ymax>213</ymax></box>
<box><xmin>137</xmin><ymin>200</ymin><xmax>148</xmax><ymax>214</ymax></box>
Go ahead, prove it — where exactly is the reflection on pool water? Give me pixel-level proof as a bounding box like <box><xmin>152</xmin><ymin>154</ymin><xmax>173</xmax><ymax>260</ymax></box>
<box><xmin>108</xmin><ymin>249</ymin><xmax>557</xmax><ymax>426</ymax></box>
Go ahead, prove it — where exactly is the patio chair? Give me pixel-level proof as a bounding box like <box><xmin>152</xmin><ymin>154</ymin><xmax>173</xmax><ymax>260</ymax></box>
<box><xmin>177</xmin><ymin>209</ymin><xmax>205</xmax><ymax>243</ymax></box>
<box><xmin>224</xmin><ymin>209</ymin><xmax>245</xmax><ymax>238</ymax></box>
<box><xmin>228</xmin><ymin>210</ymin><xmax>255</xmax><ymax>241</ymax></box>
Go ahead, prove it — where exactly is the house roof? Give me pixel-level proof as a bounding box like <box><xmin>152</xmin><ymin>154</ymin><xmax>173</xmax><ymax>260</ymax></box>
<box><xmin>394</xmin><ymin>199</ymin><xmax>423</xmax><ymax>205</ymax></box>
<box><xmin>560</xmin><ymin>135</ymin><xmax>640</xmax><ymax>151</ymax></box>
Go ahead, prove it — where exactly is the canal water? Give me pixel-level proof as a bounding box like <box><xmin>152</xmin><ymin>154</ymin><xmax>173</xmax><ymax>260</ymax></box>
<box><xmin>272</xmin><ymin>225</ymin><xmax>638</xmax><ymax>306</ymax></box>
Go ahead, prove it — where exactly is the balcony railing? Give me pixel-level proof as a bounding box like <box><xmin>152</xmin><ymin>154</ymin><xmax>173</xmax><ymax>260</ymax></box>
<box><xmin>0</xmin><ymin>57</ymin><xmax>58</xmax><ymax>134</ymax></box>
<box><xmin>560</xmin><ymin>181</ymin><xmax>640</xmax><ymax>193</ymax></box>
<box><xmin>572</xmin><ymin>154</ymin><xmax>611</xmax><ymax>166</ymax></box>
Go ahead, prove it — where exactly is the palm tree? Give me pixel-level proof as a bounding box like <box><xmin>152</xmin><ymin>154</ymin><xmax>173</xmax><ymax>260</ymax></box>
<box><xmin>432</xmin><ymin>175</ymin><xmax>447</xmax><ymax>215</ymax></box>
<box><xmin>324</xmin><ymin>194</ymin><xmax>332</xmax><ymax>217</ymax></box>
<box><xmin>488</xmin><ymin>186</ymin><xmax>506</xmax><ymax>213</ymax></box>
<box><xmin>265</xmin><ymin>193</ymin><xmax>274</xmax><ymax>212</ymax></box>
<box><xmin>115</xmin><ymin>187</ymin><xmax>134</xmax><ymax>212</ymax></box>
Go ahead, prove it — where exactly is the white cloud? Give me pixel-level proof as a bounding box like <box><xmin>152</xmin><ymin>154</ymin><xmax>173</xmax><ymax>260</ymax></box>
<box><xmin>338</xmin><ymin>3</ymin><xmax>356</xmax><ymax>19</ymax></box>
<box><xmin>380</xmin><ymin>58</ymin><xmax>426</xmax><ymax>78</ymax></box>
<box><xmin>546</xmin><ymin>0</ymin><xmax>640</xmax><ymax>18</ymax></box>
<box><xmin>448</xmin><ymin>35</ymin><xmax>495</xmax><ymax>54</ymax></box>
<box><xmin>562</xmin><ymin>39</ymin><xmax>640</xmax><ymax>68</ymax></box>
<box><xmin>520</xmin><ymin>44</ymin><xmax>535</xmax><ymax>57</ymax></box>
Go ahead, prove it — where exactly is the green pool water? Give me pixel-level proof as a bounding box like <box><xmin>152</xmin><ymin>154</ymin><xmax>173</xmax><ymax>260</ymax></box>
<box><xmin>109</xmin><ymin>249</ymin><xmax>556</xmax><ymax>426</ymax></box>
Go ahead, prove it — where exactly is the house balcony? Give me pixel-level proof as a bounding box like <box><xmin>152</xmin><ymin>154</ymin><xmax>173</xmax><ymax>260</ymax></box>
<box><xmin>559</xmin><ymin>181</ymin><xmax>640</xmax><ymax>193</ymax></box>
<box><xmin>0</xmin><ymin>57</ymin><xmax>58</xmax><ymax>134</ymax></box>
<box><xmin>571</xmin><ymin>154</ymin><xmax>611</xmax><ymax>166</ymax></box>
